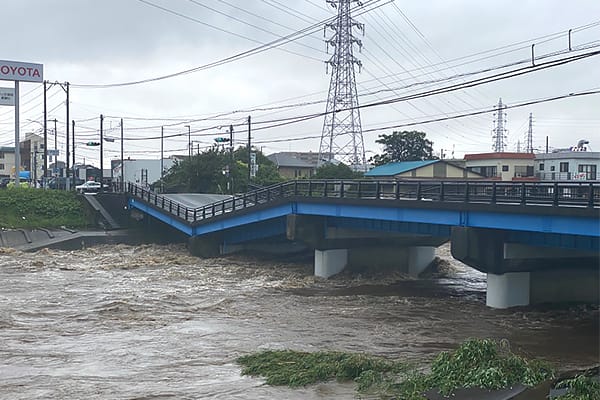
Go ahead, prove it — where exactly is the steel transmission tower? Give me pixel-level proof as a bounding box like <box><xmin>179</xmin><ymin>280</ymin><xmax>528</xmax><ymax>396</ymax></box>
<box><xmin>492</xmin><ymin>98</ymin><xmax>507</xmax><ymax>152</ymax></box>
<box><xmin>318</xmin><ymin>0</ymin><xmax>366</xmax><ymax>170</ymax></box>
<box><xmin>526</xmin><ymin>112</ymin><xmax>534</xmax><ymax>153</ymax></box>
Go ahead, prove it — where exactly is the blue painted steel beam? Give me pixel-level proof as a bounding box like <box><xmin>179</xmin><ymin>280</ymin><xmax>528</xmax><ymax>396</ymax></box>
<box><xmin>129</xmin><ymin>198</ymin><xmax>193</xmax><ymax>235</ymax></box>
<box><xmin>294</xmin><ymin>202</ymin><xmax>599</xmax><ymax>238</ymax></box>
<box><xmin>130</xmin><ymin>198</ymin><xmax>599</xmax><ymax>251</ymax></box>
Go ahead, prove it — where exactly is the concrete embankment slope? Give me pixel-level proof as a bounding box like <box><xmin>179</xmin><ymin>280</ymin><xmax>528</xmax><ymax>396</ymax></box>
<box><xmin>1</xmin><ymin>228</ymin><xmax>135</xmax><ymax>252</ymax></box>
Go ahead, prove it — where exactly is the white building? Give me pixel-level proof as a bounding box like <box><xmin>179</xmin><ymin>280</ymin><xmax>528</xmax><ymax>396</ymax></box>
<box><xmin>112</xmin><ymin>157</ymin><xmax>178</xmax><ymax>188</ymax></box>
<box><xmin>534</xmin><ymin>151</ymin><xmax>599</xmax><ymax>181</ymax></box>
<box><xmin>464</xmin><ymin>152</ymin><xmax>535</xmax><ymax>181</ymax></box>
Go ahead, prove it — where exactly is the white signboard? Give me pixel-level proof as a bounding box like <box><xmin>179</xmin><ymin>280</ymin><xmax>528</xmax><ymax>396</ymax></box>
<box><xmin>0</xmin><ymin>87</ymin><xmax>14</xmax><ymax>106</ymax></box>
<box><xmin>0</xmin><ymin>60</ymin><xmax>43</xmax><ymax>83</ymax></box>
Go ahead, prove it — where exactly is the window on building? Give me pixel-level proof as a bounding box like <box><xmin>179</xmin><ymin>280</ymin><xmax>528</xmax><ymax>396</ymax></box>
<box><xmin>560</xmin><ymin>162</ymin><xmax>569</xmax><ymax>172</ymax></box>
<box><xmin>550</xmin><ymin>166</ymin><xmax>555</xmax><ymax>171</ymax></box>
<box><xmin>539</xmin><ymin>163</ymin><xmax>544</xmax><ymax>171</ymax></box>
<box><xmin>578</xmin><ymin>164</ymin><xmax>597</xmax><ymax>180</ymax></box>
<box><xmin>514</xmin><ymin>165</ymin><xmax>533</xmax><ymax>177</ymax></box>
<box><xmin>0</xmin><ymin>163</ymin><xmax>4</xmax><ymax>170</ymax></box>
<box><xmin>0</xmin><ymin>152</ymin><xmax>4</xmax><ymax>159</ymax></box>
<box><xmin>502</xmin><ymin>165</ymin><xmax>509</xmax><ymax>172</ymax></box>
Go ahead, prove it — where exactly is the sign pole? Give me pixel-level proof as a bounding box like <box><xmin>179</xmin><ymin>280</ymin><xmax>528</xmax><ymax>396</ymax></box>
<box><xmin>14</xmin><ymin>81</ymin><xmax>20</xmax><ymax>186</ymax></box>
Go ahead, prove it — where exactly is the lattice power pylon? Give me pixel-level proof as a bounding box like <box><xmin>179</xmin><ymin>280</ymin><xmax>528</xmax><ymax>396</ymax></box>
<box><xmin>492</xmin><ymin>98</ymin><xmax>507</xmax><ymax>152</ymax></box>
<box><xmin>526</xmin><ymin>112</ymin><xmax>534</xmax><ymax>153</ymax></box>
<box><xmin>318</xmin><ymin>0</ymin><xmax>366</xmax><ymax>170</ymax></box>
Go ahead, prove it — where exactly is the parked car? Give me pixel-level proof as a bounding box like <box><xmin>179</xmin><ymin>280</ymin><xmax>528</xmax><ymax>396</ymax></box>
<box><xmin>48</xmin><ymin>177</ymin><xmax>84</xmax><ymax>190</ymax></box>
<box><xmin>75</xmin><ymin>181</ymin><xmax>108</xmax><ymax>193</ymax></box>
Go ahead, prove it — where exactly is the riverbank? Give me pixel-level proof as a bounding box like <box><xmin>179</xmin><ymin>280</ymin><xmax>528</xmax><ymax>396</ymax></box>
<box><xmin>0</xmin><ymin>187</ymin><xmax>90</xmax><ymax>229</ymax></box>
<box><xmin>0</xmin><ymin>227</ymin><xmax>135</xmax><ymax>252</ymax></box>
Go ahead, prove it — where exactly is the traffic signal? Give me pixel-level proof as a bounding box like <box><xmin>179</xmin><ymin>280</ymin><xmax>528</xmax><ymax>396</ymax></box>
<box><xmin>214</xmin><ymin>137</ymin><xmax>230</xmax><ymax>143</ymax></box>
<box><xmin>86</xmin><ymin>142</ymin><xmax>100</xmax><ymax>146</ymax></box>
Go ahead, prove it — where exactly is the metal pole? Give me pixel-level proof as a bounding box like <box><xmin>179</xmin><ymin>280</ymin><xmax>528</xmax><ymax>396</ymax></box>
<box><xmin>33</xmin><ymin>144</ymin><xmax>37</xmax><ymax>186</ymax></box>
<box><xmin>120</xmin><ymin>118</ymin><xmax>124</xmax><ymax>192</ymax></box>
<box><xmin>546</xmin><ymin>136</ymin><xmax>549</xmax><ymax>154</ymax></box>
<box><xmin>65</xmin><ymin>82</ymin><xmax>70</xmax><ymax>189</ymax></box>
<box><xmin>185</xmin><ymin>125</ymin><xmax>191</xmax><ymax>159</ymax></box>
<box><xmin>52</xmin><ymin>118</ymin><xmax>57</xmax><ymax>174</ymax></box>
<box><xmin>14</xmin><ymin>81</ymin><xmax>20</xmax><ymax>186</ymax></box>
<box><xmin>160</xmin><ymin>126</ymin><xmax>164</xmax><ymax>192</ymax></box>
<box><xmin>247</xmin><ymin>115</ymin><xmax>251</xmax><ymax>182</ymax></box>
<box><xmin>72</xmin><ymin>120</ymin><xmax>75</xmax><ymax>188</ymax></box>
<box><xmin>100</xmin><ymin>114</ymin><xmax>104</xmax><ymax>192</ymax></box>
<box><xmin>229</xmin><ymin>124</ymin><xmax>234</xmax><ymax>194</ymax></box>
<box><xmin>43</xmin><ymin>80</ymin><xmax>48</xmax><ymax>184</ymax></box>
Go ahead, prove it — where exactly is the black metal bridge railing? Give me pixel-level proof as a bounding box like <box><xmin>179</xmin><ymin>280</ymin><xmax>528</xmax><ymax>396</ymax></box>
<box><xmin>128</xmin><ymin>180</ymin><xmax>600</xmax><ymax>225</ymax></box>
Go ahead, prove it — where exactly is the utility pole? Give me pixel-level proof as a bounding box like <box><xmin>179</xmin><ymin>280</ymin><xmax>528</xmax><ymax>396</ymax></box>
<box><xmin>43</xmin><ymin>80</ymin><xmax>48</xmax><ymax>184</ymax></box>
<box><xmin>72</xmin><ymin>120</ymin><xmax>75</xmax><ymax>188</ymax></box>
<box><xmin>53</xmin><ymin>118</ymin><xmax>58</xmax><ymax>164</ymax></box>
<box><xmin>492</xmin><ymin>98</ymin><xmax>507</xmax><ymax>152</ymax></box>
<box><xmin>100</xmin><ymin>114</ymin><xmax>104</xmax><ymax>192</ymax></box>
<box><xmin>526</xmin><ymin>113</ymin><xmax>534</xmax><ymax>153</ymax></box>
<box><xmin>65</xmin><ymin>82</ymin><xmax>70</xmax><ymax>189</ymax></box>
<box><xmin>120</xmin><ymin>118</ymin><xmax>124</xmax><ymax>192</ymax></box>
<box><xmin>160</xmin><ymin>126</ymin><xmax>164</xmax><ymax>192</ymax></box>
<box><xmin>185</xmin><ymin>125</ymin><xmax>191</xmax><ymax>159</ymax></box>
<box><xmin>319</xmin><ymin>0</ymin><xmax>366</xmax><ymax>171</ymax></box>
<box><xmin>229</xmin><ymin>124</ymin><xmax>234</xmax><ymax>195</ymax></box>
<box><xmin>247</xmin><ymin>116</ymin><xmax>251</xmax><ymax>182</ymax></box>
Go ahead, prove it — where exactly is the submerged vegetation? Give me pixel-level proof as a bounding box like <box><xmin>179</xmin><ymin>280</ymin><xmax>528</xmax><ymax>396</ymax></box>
<box><xmin>238</xmin><ymin>338</ymin><xmax>597</xmax><ymax>399</ymax></box>
<box><xmin>0</xmin><ymin>187</ymin><xmax>90</xmax><ymax>229</ymax></box>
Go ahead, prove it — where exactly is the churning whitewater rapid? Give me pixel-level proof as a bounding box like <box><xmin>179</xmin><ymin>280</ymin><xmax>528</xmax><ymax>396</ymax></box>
<box><xmin>0</xmin><ymin>243</ymin><xmax>597</xmax><ymax>399</ymax></box>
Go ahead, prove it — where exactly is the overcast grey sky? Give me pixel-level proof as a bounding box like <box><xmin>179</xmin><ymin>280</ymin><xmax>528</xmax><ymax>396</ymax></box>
<box><xmin>1</xmin><ymin>0</ymin><xmax>599</xmax><ymax>168</ymax></box>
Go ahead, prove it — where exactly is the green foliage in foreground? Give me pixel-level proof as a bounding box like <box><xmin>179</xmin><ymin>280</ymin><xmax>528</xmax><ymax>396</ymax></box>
<box><xmin>556</xmin><ymin>374</ymin><xmax>600</xmax><ymax>400</ymax></box>
<box><xmin>237</xmin><ymin>349</ymin><xmax>408</xmax><ymax>388</ymax></box>
<box><xmin>0</xmin><ymin>187</ymin><xmax>90</xmax><ymax>229</ymax></box>
<box><xmin>237</xmin><ymin>338</ymin><xmax>565</xmax><ymax>399</ymax></box>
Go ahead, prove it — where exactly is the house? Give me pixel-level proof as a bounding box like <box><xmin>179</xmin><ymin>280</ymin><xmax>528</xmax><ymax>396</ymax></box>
<box><xmin>365</xmin><ymin>160</ymin><xmax>482</xmax><ymax>180</ymax></box>
<box><xmin>464</xmin><ymin>152</ymin><xmax>535</xmax><ymax>181</ymax></box>
<box><xmin>267</xmin><ymin>152</ymin><xmax>316</xmax><ymax>179</ymax></box>
<box><xmin>534</xmin><ymin>150</ymin><xmax>599</xmax><ymax>181</ymax></box>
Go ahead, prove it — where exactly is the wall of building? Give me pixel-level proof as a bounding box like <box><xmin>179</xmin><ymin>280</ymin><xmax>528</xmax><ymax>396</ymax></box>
<box><xmin>534</xmin><ymin>152</ymin><xmax>599</xmax><ymax>181</ymax></box>
<box><xmin>277</xmin><ymin>166</ymin><xmax>313</xmax><ymax>179</ymax></box>
<box><xmin>395</xmin><ymin>163</ymin><xmax>481</xmax><ymax>179</ymax></box>
<box><xmin>0</xmin><ymin>148</ymin><xmax>15</xmax><ymax>177</ymax></box>
<box><xmin>113</xmin><ymin>158</ymin><xmax>176</xmax><ymax>186</ymax></box>
<box><xmin>466</xmin><ymin>158</ymin><xmax>534</xmax><ymax>181</ymax></box>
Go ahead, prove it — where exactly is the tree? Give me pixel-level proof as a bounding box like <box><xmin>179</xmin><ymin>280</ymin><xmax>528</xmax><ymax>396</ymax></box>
<box><xmin>313</xmin><ymin>162</ymin><xmax>363</xmax><ymax>179</ymax></box>
<box><xmin>160</xmin><ymin>146</ymin><xmax>283</xmax><ymax>194</ymax></box>
<box><xmin>370</xmin><ymin>130</ymin><xmax>437</xmax><ymax>166</ymax></box>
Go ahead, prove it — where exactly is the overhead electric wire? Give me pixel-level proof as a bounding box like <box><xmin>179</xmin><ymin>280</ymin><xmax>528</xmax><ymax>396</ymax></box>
<box><xmin>72</xmin><ymin>0</ymin><xmax>388</xmax><ymax>88</ymax></box>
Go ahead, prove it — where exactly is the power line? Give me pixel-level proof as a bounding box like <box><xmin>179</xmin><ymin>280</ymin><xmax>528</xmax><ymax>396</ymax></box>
<box><xmin>72</xmin><ymin>0</ymin><xmax>387</xmax><ymax>88</ymax></box>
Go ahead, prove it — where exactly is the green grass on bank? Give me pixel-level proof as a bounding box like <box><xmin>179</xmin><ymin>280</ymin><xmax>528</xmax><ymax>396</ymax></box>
<box><xmin>237</xmin><ymin>338</ymin><xmax>597</xmax><ymax>399</ymax></box>
<box><xmin>0</xmin><ymin>187</ymin><xmax>91</xmax><ymax>229</ymax></box>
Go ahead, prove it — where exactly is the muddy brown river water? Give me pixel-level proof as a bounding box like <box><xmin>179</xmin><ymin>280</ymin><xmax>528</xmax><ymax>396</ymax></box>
<box><xmin>0</xmin><ymin>243</ymin><xmax>598</xmax><ymax>399</ymax></box>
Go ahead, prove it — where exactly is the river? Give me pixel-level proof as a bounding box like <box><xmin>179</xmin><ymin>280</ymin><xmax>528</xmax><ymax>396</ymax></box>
<box><xmin>0</xmin><ymin>243</ymin><xmax>597</xmax><ymax>399</ymax></box>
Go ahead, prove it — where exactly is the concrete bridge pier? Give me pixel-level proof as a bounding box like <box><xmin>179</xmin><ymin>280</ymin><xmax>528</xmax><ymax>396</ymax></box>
<box><xmin>314</xmin><ymin>246</ymin><xmax>436</xmax><ymax>279</ymax></box>
<box><xmin>452</xmin><ymin>227</ymin><xmax>600</xmax><ymax>308</ymax></box>
<box><xmin>288</xmin><ymin>215</ymin><xmax>440</xmax><ymax>278</ymax></box>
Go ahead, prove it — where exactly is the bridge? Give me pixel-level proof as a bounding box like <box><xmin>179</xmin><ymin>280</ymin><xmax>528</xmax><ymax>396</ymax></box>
<box><xmin>126</xmin><ymin>180</ymin><xmax>600</xmax><ymax>309</ymax></box>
